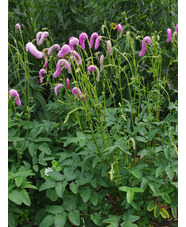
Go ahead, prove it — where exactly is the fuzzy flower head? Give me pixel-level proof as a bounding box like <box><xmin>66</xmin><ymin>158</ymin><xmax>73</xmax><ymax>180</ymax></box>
<box><xmin>26</xmin><ymin>42</ymin><xmax>44</xmax><ymax>59</ymax></box>
<box><xmin>100</xmin><ymin>55</ymin><xmax>104</xmax><ymax>72</ymax></box>
<box><xmin>72</xmin><ymin>87</ymin><xmax>85</xmax><ymax>100</ymax></box>
<box><xmin>53</xmin><ymin>59</ymin><xmax>71</xmax><ymax>78</ymax></box>
<box><xmin>39</xmin><ymin>68</ymin><xmax>46</xmax><ymax>84</ymax></box>
<box><xmin>117</xmin><ymin>23</ymin><xmax>123</xmax><ymax>38</ymax></box>
<box><xmin>36</xmin><ymin>31</ymin><xmax>49</xmax><ymax>46</ymax></box>
<box><xmin>90</xmin><ymin>32</ymin><xmax>98</xmax><ymax>48</ymax></box>
<box><xmin>9</xmin><ymin>89</ymin><xmax>21</xmax><ymax>106</ymax></box>
<box><xmin>47</xmin><ymin>44</ymin><xmax>60</xmax><ymax>56</ymax></box>
<box><xmin>45</xmin><ymin>167</ymin><xmax>53</xmax><ymax>176</ymax></box>
<box><xmin>44</xmin><ymin>61</ymin><xmax>48</xmax><ymax>68</ymax></box>
<box><xmin>71</xmin><ymin>50</ymin><xmax>82</xmax><ymax>65</ymax></box>
<box><xmin>79</xmin><ymin>32</ymin><xmax>88</xmax><ymax>49</ymax></box>
<box><xmin>175</xmin><ymin>24</ymin><xmax>178</xmax><ymax>35</ymax></box>
<box><xmin>66</xmin><ymin>78</ymin><xmax>70</xmax><ymax>90</ymax></box>
<box><xmin>94</xmin><ymin>36</ymin><xmax>102</xmax><ymax>50</ymax></box>
<box><xmin>69</xmin><ymin>37</ymin><xmax>79</xmax><ymax>50</ymax></box>
<box><xmin>54</xmin><ymin>83</ymin><xmax>64</xmax><ymax>95</ymax></box>
<box><xmin>15</xmin><ymin>23</ymin><xmax>21</xmax><ymax>30</ymax></box>
<box><xmin>57</xmin><ymin>44</ymin><xmax>71</xmax><ymax>58</ymax></box>
<box><xmin>139</xmin><ymin>36</ymin><xmax>152</xmax><ymax>57</ymax></box>
<box><xmin>87</xmin><ymin>65</ymin><xmax>100</xmax><ymax>82</ymax></box>
<box><xmin>166</xmin><ymin>28</ymin><xmax>172</xmax><ymax>43</ymax></box>
<box><xmin>106</xmin><ymin>40</ymin><xmax>112</xmax><ymax>55</ymax></box>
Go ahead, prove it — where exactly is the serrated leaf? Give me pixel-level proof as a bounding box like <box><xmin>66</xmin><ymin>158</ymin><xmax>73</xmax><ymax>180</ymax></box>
<box><xmin>80</xmin><ymin>187</ymin><xmax>91</xmax><ymax>203</ymax></box>
<box><xmin>54</xmin><ymin>213</ymin><xmax>67</xmax><ymax>227</ymax></box>
<box><xmin>147</xmin><ymin>201</ymin><xmax>156</xmax><ymax>211</ymax></box>
<box><xmin>39</xmin><ymin>179</ymin><xmax>56</xmax><ymax>191</ymax></box>
<box><xmin>126</xmin><ymin>190</ymin><xmax>134</xmax><ymax>204</ymax></box>
<box><xmin>161</xmin><ymin>192</ymin><xmax>171</xmax><ymax>204</ymax></box>
<box><xmin>160</xmin><ymin>208</ymin><xmax>169</xmax><ymax>219</ymax></box>
<box><xmin>39</xmin><ymin>214</ymin><xmax>54</xmax><ymax>227</ymax></box>
<box><xmin>68</xmin><ymin>210</ymin><xmax>80</xmax><ymax>226</ymax></box>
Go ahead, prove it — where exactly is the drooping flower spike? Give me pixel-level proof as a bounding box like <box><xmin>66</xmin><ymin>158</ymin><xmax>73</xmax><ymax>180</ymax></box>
<box><xmin>36</xmin><ymin>31</ymin><xmax>49</xmax><ymax>46</ymax></box>
<box><xmin>175</xmin><ymin>24</ymin><xmax>178</xmax><ymax>35</ymax></box>
<box><xmin>44</xmin><ymin>61</ymin><xmax>48</xmax><ymax>68</ymax></box>
<box><xmin>66</xmin><ymin>78</ymin><xmax>70</xmax><ymax>90</ymax></box>
<box><xmin>53</xmin><ymin>59</ymin><xmax>71</xmax><ymax>78</ymax></box>
<box><xmin>94</xmin><ymin>36</ymin><xmax>102</xmax><ymax>50</ymax></box>
<box><xmin>15</xmin><ymin>23</ymin><xmax>21</xmax><ymax>30</ymax></box>
<box><xmin>100</xmin><ymin>55</ymin><xmax>104</xmax><ymax>72</ymax></box>
<box><xmin>69</xmin><ymin>37</ymin><xmax>79</xmax><ymax>50</ymax></box>
<box><xmin>87</xmin><ymin>65</ymin><xmax>100</xmax><ymax>82</ymax></box>
<box><xmin>106</xmin><ymin>40</ymin><xmax>112</xmax><ymax>55</ymax></box>
<box><xmin>57</xmin><ymin>44</ymin><xmax>72</xmax><ymax>58</ymax></box>
<box><xmin>79</xmin><ymin>32</ymin><xmax>88</xmax><ymax>49</ymax></box>
<box><xmin>71</xmin><ymin>50</ymin><xmax>82</xmax><ymax>65</ymax></box>
<box><xmin>72</xmin><ymin>87</ymin><xmax>85</xmax><ymax>100</ymax></box>
<box><xmin>139</xmin><ymin>36</ymin><xmax>152</xmax><ymax>57</ymax></box>
<box><xmin>48</xmin><ymin>44</ymin><xmax>60</xmax><ymax>56</ymax></box>
<box><xmin>90</xmin><ymin>32</ymin><xmax>98</xmax><ymax>48</ymax></box>
<box><xmin>26</xmin><ymin>42</ymin><xmax>44</xmax><ymax>59</ymax></box>
<box><xmin>54</xmin><ymin>84</ymin><xmax>64</xmax><ymax>95</ymax></box>
<box><xmin>117</xmin><ymin>23</ymin><xmax>123</xmax><ymax>38</ymax></box>
<box><xmin>39</xmin><ymin>68</ymin><xmax>46</xmax><ymax>84</ymax></box>
<box><xmin>9</xmin><ymin>89</ymin><xmax>21</xmax><ymax>106</ymax></box>
<box><xmin>166</xmin><ymin>28</ymin><xmax>172</xmax><ymax>43</ymax></box>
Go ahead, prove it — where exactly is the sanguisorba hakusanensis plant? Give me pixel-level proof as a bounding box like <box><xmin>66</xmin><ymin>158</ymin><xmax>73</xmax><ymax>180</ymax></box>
<box><xmin>9</xmin><ymin>21</ymin><xmax>178</xmax><ymax>226</ymax></box>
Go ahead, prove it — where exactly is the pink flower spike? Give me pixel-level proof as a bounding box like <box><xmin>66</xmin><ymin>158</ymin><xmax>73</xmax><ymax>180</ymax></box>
<box><xmin>87</xmin><ymin>65</ymin><xmax>96</xmax><ymax>73</ymax></box>
<box><xmin>44</xmin><ymin>61</ymin><xmax>48</xmax><ymax>68</ymax></box>
<box><xmin>15</xmin><ymin>23</ymin><xmax>21</xmax><ymax>30</ymax></box>
<box><xmin>166</xmin><ymin>28</ymin><xmax>172</xmax><ymax>43</ymax></box>
<box><xmin>47</xmin><ymin>44</ymin><xmax>60</xmax><ymax>56</ymax></box>
<box><xmin>71</xmin><ymin>50</ymin><xmax>82</xmax><ymax>65</ymax></box>
<box><xmin>144</xmin><ymin>36</ymin><xmax>152</xmax><ymax>44</ymax></box>
<box><xmin>9</xmin><ymin>89</ymin><xmax>21</xmax><ymax>106</ymax></box>
<box><xmin>90</xmin><ymin>32</ymin><xmax>98</xmax><ymax>48</ymax></box>
<box><xmin>66</xmin><ymin>78</ymin><xmax>70</xmax><ymax>90</ymax></box>
<box><xmin>69</xmin><ymin>37</ymin><xmax>79</xmax><ymax>50</ymax></box>
<box><xmin>54</xmin><ymin>83</ymin><xmax>64</xmax><ymax>95</ymax></box>
<box><xmin>39</xmin><ymin>68</ymin><xmax>46</xmax><ymax>84</ymax></box>
<box><xmin>26</xmin><ymin>42</ymin><xmax>44</xmax><ymax>59</ymax></box>
<box><xmin>175</xmin><ymin>24</ymin><xmax>178</xmax><ymax>35</ymax></box>
<box><xmin>36</xmin><ymin>32</ymin><xmax>42</xmax><ymax>45</ymax></box>
<box><xmin>57</xmin><ymin>44</ymin><xmax>71</xmax><ymax>58</ymax></box>
<box><xmin>106</xmin><ymin>40</ymin><xmax>112</xmax><ymax>55</ymax></box>
<box><xmin>117</xmin><ymin>23</ymin><xmax>123</xmax><ymax>38</ymax></box>
<box><xmin>37</xmin><ymin>31</ymin><xmax>49</xmax><ymax>46</ymax></box>
<box><xmin>100</xmin><ymin>55</ymin><xmax>104</xmax><ymax>72</ymax></box>
<box><xmin>139</xmin><ymin>36</ymin><xmax>152</xmax><ymax>57</ymax></box>
<box><xmin>94</xmin><ymin>36</ymin><xmax>102</xmax><ymax>50</ymax></box>
<box><xmin>79</xmin><ymin>32</ymin><xmax>88</xmax><ymax>49</ymax></box>
<box><xmin>53</xmin><ymin>59</ymin><xmax>71</xmax><ymax>78</ymax></box>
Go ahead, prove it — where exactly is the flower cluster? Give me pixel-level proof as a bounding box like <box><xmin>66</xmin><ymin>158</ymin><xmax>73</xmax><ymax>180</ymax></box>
<box><xmin>9</xmin><ymin>89</ymin><xmax>21</xmax><ymax>106</ymax></box>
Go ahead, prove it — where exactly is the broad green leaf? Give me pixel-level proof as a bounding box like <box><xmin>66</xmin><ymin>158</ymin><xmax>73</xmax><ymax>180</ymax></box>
<box><xmin>121</xmin><ymin>222</ymin><xmax>137</xmax><ymax>227</ymax></box>
<box><xmin>39</xmin><ymin>179</ymin><xmax>56</xmax><ymax>191</ymax></box>
<box><xmin>63</xmin><ymin>195</ymin><xmax>76</xmax><ymax>211</ymax></box>
<box><xmin>20</xmin><ymin>181</ymin><xmax>37</xmax><ymax>190</ymax></box>
<box><xmin>28</xmin><ymin>143</ymin><xmax>35</xmax><ymax>157</ymax></box>
<box><xmin>46</xmin><ymin>189</ymin><xmax>58</xmax><ymax>202</ymax></box>
<box><xmin>38</xmin><ymin>142</ymin><xmax>52</xmax><ymax>155</ymax></box>
<box><xmin>15</xmin><ymin>176</ymin><xmax>23</xmax><ymax>187</ymax></box>
<box><xmin>140</xmin><ymin>178</ymin><xmax>148</xmax><ymax>190</ymax></box>
<box><xmin>154</xmin><ymin>205</ymin><xmax>161</xmax><ymax>218</ymax></box>
<box><xmin>126</xmin><ymin>190</ymin><xmax>134</xmax><ymax>204</ymax></box>
<box><xmin>34</xmin><ymin>137</ymin><xmax>52</xmax><ymax>142</ymax></box>
<box><xmin>123</xmin><ymin>215</ymin><xmax>140</xmax><ymax>222</ymax></box>
<box><xmin>8</xmin><ymin>212</ymin><xmax>15</xmax><ymax>227</ymax></box>
<box><xmin>19</xmin><ymin>189</ymin><xmax>31</xmax><ymax>206</ymax></box>
<box><xmin>160</xmin><ymin>208</ymin><xmax>169</xmax><ymax>219</ymax></box>
<box><xmin>148</xmin><ymin>182</ymin><xmax>161</xmax><ymax>195</ymax></box>
<box><xmin>165</xmin><ymin>165</ymin><xmax>174</xmax><ymax>180</ymax></box>
<box><xmin>39</xmin><ymin>214</ymin><xmax>54</xmax><ymax>227</ymax></box>
<box><xmin>161</xmin><ymin>192</ymin><xmax>171</xmax><ymax>204</ymax></box>
<box><xmin>119</xmin><ymin>186</ymin><xmax>131</xmax><ymax>192</ymax></box>
<box><xmin>79</xmin><ymin>187</ymin><xmax>91</xmax><ymax>203</ymax></box>
<box><xmin>54</xmin><ymin>213</ymin><xmax>67</xmax><ymax>227</ymax></box>
<box><xmin>69</xmin><ymin>182</ymin><xmax>78</xmax><ymax>194</ymax></box>
<box><xmin>68</xmin><ymin>210</ymin><xmax>80</xmax><ymax>226</ymax></box>
<box><xmin>55</xmin><ymin>181</ymin><xmax>67</xmax><ymax>198</ymax></box>
<box><xmin>46</xmin><ymin>205</ymin><xmax>64</xmax><ymax>215</ymax></box>
<box><xmin>90</xmin><ymin>191</ymin><xmax>99</xmax><ymax>206</ymax></box>
<box><xmin>171</xmin><ymin>204</ymin><xmax>177</xmax><ymax>218</ymax></box>
<box><xmin>90</xmin><ymin>213</ymin><xmax>102</xmax><ymax>226</ymax></box>
<box><xmin>8</xmin><ymin>190</ymin><xmax>22</xmax><ymax>205</ymax></box>
<box><xmin>147</xmin><ymin>201</ymin><xmax>156</xmax><ymax>211</ymax></box>
<box><xmin>131</xmin><ymin>170</ymin><xmax>142</xmax><ymax>179</ymax></box>
<box><xmin>131</xmin><ymin>187</ymin><xmax>144</xmax><ymax>193</ymax></box>
<box><xmin>64</xmin><ymin>167</ymin><xmax>76</xmax><ymax>181</ymax></box>
<box><xmin>47</xmin><ymin>171</ymin><xmax>64</xmax><ymax>181</ymax></box>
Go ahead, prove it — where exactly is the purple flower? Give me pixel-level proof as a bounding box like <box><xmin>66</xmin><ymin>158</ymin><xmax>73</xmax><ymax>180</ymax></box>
<box><xmin>166</xmin><ymin>28</ymin><xmax>172</xmax><ymax>43</ymax></box>
<box><xmin>90</xmin><ymin>32</ymin><xmax>98</xmax><ymax>48</ymax></box>
<box><xmin>72</xmin><ymin>87</ymin><xmax>85</xmax><ymax>100</ymax></box>
<box><xmin>44</xmin><ymin>61</ymin><xmax>48</xmax><ymax>68</ymax></box>
<box><xmin>57</xmin><ymin>44</ymin><xmax>71</xmax><ymax>58</ymax></box>
<box><xmin>79</xmin><ymin>32</ymin><xmax>88</xmax><ymax>49</ymax></box>
<box><xmin>175</xmin><ymin>24</ymin><xmax>178</xmax><ymax>35</ymax></box>
<box><xmin>87</xmin><ymin>65</ymin><xmax>96</xmax><ymax>72</ymax></box>
<box><xmin>69</xmin><ymin>37</ymin><xmax>79</xmax><ymax>50</ymax></box>
<box><xmin>39</xmin><ymin>68</ymin><xmax>46</xmax><ymax>84</ymax></box>
<box><xmin>36</xmin><ymin>31</ymin><xmax>49</xmax><ymax>46</ymax></box>
<box><xmin>94</xmin><ymin>36</ymin><xmax>102</xmax><ymax>50</ymax></box>
<box><xmin>47</xmin><ymin>44</ymin><xmax>60</xmax><ymax>56</ymax></box>
<box><xmin>36</xmin><ymin>32</ymin><xmax>42</xmax><ymax>45</ymax></box>
<box><xmin>15</xmin><ymin>23</ymin><xmax>21</xmax><ymax>30</ymax></box>
<box><xmin>117</xmin><ymin>24</ymin><xmax>123</xmax><ymax>38</ymax></box>
<box><xmin>53</xmin><ymin>59</ymin><xmax>71</xmax><ymax>78</ymax></box>
<box><xmin>106</xmin><ymin>40</ymin><xmax>112</xmax><ymax>55</ymax></box>
<box><xmin>139</xmin><ymin>36</ymin><xmax>152</xmax><ymax>57</ymax></box>
<box><xmin>9</xmin><ymin>89</ymin><xmax>21</xmax><ymax>106</ymax></box>
<box><xmin>54</xmin><ymin>83</ymin><xmax>64</xmax><ymax>95</ymax></box>
<box><xmin>66</xmin><ymin>78</ymin><xmax>70</xmax><ymax>90</ymax></box>
<box><xmin>26</xmin><ymin>42</ymin><xmax>44</xmax><ymax>59</ymax></box>
<box><xmin>71</xmin><ymin>50</ymin><xmax>82</xmax><ymax>65</ymax></box>
<box><xmin>100</xmin><ymin>55</ymin><xmax>104</xmax><ymax>72</ymax></box>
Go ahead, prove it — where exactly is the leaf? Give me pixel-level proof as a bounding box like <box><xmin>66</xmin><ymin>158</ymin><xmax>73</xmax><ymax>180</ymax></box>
<box><xmin>148</xmin><ymin>182</ymin><xmax>161</xmax><ymax>195</ymax></box>
<box><xmin>46</xmin><ymin>205</ymin><xmax>64</xmax><ymax>215</ymax></box>
<box><xmin>64</xmin><ymin>167</ymin><xmax>76</xmax><ymax>181</ymax></box>
<box><xmin>165</xmin><ymin>165</ymin><xmax>174</xmax><ymax>180</ymax></box>
<box><xmin>20</xmin><ymin>181</ymin><xmax>37</xmax><ymax>190</ymax></box>
<box><xmin>121</xmin><ymin>222</ymin><xmax>137</xmax><ymax>227</ymax></box>
<box><xmin>161</xmin><ymin>192</ymin><xmax>171</xmax><ymax>204</ymax></box>
<box><xmin>123</xmin><ymin>215</ymin><xmax>140</xmax><ymax>223</ymax></box>
<box><xmin>147</xmin><ymin>201</ymin><xmax>156</xmax><ymax>211</ymax></box>
<box><xmin>38</xmin><ymin>142</ymin><xmax>52</xmax><ymax>155</ymax></box>
<box><xmin>39</xmin><ymin>179</ymin><xmax>56</xmax><ymax>191</ymax></box>
<box><xmin>47</xmin><ymin>171</ymin><xmax>64</xmax><ymax>181</ymax></box>
<box><xmin>15</xmin><ymin>176</ymin><xmax>23</xmax><ymax>187</ymax></box>
<box><xmin>131</xmin><ymin>170</ymin><xmax>142</xmax><ymax>179</ymax></box>
<box><xmin>8</xmin><ymin>190</ymin><xmax>22</xmax><ymax>205</ymax></box>
<box><xmin>126</xmin><ymin>190</ymin><xmax>134</xmax><ymax>204</ymax></box>
<box><xmin>89</xmin><ymin>191</ymin><xmax>99</xmax><ymax>206</ymax></box>
<box><xmin>154</xmin><ymin>205</ymin><xmax>161</xmax><ymax>218</ymax></box>
<box><xmin>34</xmin><ymin>137</ymin><xmax>52</xmax><ymax>142</ymax></box>
<box><xmin>90</xmin><ymin>213</ymin><xmax>102</xmax><ymax>226</ymax></box>
<box><xmin>63</xmin><ymin>195</ymin><xmax>76</xmax><ymax>211</ymax></box>
<box><xmin>171</xmin><ymin>204</ymin><xmax>177</xmax><ymax>218</ymax></box>
<box><xmin>19</xmin><ymin>189</ymin><xmax>31</xmax><ymax>206</ymax></box>
<box><xmin>39</xmin><ymin>214</ymin><xmax>54</xmax><ymax>227</ymax></box>
<box><xmin>55</xmin><ymin>181</ymin><xmax>67</xmax><ymax>198</ymax></box>
<box><xmin>8</xmin><ymin>212</ymin><xmax>15</xmax><ymax>227</ymax></box>
<box><xmin>68</xmin><ymin>210</ymin><xmax>80</xmax><ymax>226</ymax></box>
<box><xmin>131</xmin><ymin>187</ymin><xmax>144</xmax><ymax>193</ymax></box>
<box><xmin>46</xmin><ymin>189</ymin><xmax>58</xmax><ymax>202</ymax></box>
<box><xmin>160</xmin><ymin>208</ymin><xmax>169</xmax><ymax>219</ymax></box>
<box><xmin>69</xmin><ymin>182</ymin><xmax>78</xmax><ymax>194</ymax></box>
<box><xmin>28</xmin><ymin>143</ymin><xmax>35</xmax><ymax>157</ymax></box>
<box><xmin>54</xmin><ymin>213</ymin><xmax>67</xmax><ymax>227</ymax></box>
<box><xmin>119</xmin><ymin>186</ymin><xmax>131</xmax><ymax>192</ymax></box>
<box><xmin>79</xmin><ymin>187</ymin><xmax>91</xmax><ymax>203</ymax></box>
<box><xmin>140</xmin><ymin>178</ymin><xmax>148</xmax><ymax>190</ymax></box>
